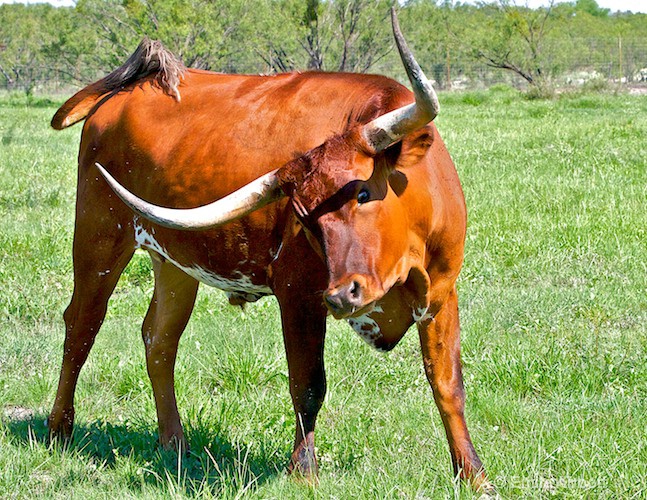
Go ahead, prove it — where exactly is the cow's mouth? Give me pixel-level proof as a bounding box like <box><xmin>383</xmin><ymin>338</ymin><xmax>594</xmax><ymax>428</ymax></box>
<box><xmin>325</xmin><ymin>301</ymin><xmax>378</xmax><ymax>320</ymax></box>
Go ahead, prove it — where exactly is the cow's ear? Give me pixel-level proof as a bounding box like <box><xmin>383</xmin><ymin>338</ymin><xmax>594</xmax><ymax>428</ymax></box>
<box><xmin>382</xmin><ymin>139</ymin><xmax>402</xmax><ymax>168</ymax></box>
<box><xmin>396</xmin><ymin>126</ymin><xmax>435</xmax><ymax>168</ymax></box>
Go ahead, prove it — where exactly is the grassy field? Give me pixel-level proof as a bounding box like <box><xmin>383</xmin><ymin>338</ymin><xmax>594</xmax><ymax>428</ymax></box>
<box><xmin>0</xmin><ymin>88</ymin><xmax>645</xmax><ymax>498</ymax></box>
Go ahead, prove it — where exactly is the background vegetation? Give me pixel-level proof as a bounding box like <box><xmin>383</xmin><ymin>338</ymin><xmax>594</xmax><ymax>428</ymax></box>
<box><xmin>1</xmin><ymin>86</ymin><xmax>645</xmax><ymax>497</ymax></box>
<box><xmin>1</xmin><ymin>0</ymin><xmax>647</xmax><ymax>95</ymax></box>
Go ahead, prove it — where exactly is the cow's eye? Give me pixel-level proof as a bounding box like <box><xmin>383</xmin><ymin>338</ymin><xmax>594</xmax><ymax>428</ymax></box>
<box><xmin>357</xmin><ymin>188</ymin><xmax>370</xmax><ymax>204</ymax></box>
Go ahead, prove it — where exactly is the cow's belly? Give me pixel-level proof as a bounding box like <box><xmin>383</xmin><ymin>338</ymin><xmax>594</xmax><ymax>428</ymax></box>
<box><xmin>133</xmin><ymin>218</ymin><xmax>272</xmax><ymax>301</ymax></box>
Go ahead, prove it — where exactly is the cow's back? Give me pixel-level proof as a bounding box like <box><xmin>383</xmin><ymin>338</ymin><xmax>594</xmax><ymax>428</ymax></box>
<box><xmin>81</xmin><ymin>69</ymin><xmax>412</xmax><ymax>206</ymax></box>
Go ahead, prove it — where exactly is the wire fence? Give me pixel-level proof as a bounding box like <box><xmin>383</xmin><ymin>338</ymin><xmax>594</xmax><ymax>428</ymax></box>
<box><xmin>2</xmin><ymin>37</ymin><xmax>647</xmax><ymax>95</ymax></box>
<box><xmin>424</xmin><ymin>37</ymin><xmax>647</xmax><ymax>91</ymax></box>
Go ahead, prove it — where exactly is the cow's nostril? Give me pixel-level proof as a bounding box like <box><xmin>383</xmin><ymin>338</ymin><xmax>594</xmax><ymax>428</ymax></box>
<box><xmin>324</xmin><ymin>280</ymin><xmax>364</xmax><ymax>317</ymax></box>
<box><xmin>349</xmin><ymin>280</ymin><xmax>361</xmax><ymax>299</ymax></box>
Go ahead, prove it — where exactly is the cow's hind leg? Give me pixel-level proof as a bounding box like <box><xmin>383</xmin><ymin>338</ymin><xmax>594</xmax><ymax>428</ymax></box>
<box><xmin>417</xmin><ymin>287</ymin><xmax>493</xmax><ymax>492</ymax></box>
<box><xmin>141</xmin><ymin>255</ymin><xmax>198</xmax><ymax>452</ymax></box>
<box><xmin>49</xmin><ymin>227</ymin><xmax>134</xmax><ymax>440</ymax></box>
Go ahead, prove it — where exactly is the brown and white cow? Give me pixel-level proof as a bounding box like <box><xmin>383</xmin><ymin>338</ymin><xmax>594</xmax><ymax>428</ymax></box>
<box><xmin>49</xmin><ymin>9</ymin><xmax>490</xmax><ymax>491</ymax></box>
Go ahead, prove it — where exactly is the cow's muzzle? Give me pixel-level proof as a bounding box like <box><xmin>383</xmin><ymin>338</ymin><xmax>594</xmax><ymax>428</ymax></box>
<box><xmin>324</xmin><ymin>278</ymin><xmax>366</xmax><ymax>319</ymax></box>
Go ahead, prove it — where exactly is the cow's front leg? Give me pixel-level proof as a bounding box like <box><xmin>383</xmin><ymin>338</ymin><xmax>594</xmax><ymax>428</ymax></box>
<box><xmin>275</xmin><ymin>288</ymin><xmax>327</xmax><ymax>481</ymax></box>
<box><xmin>417</xmin><ymin>287</ymin><xmax>492</xmax><ymax>492</ymax></box>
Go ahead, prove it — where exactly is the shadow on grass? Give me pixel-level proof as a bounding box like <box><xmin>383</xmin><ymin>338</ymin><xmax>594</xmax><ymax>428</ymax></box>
<box><xmin>5</xmin><ymin>412</ymin><xmax>285</xmax><ymax>496</ymax></box>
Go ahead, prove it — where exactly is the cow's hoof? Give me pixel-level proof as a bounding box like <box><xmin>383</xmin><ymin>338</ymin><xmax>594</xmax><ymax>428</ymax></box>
<box><xmin>287</xmin><ymin>464</ymin><xmax>319</xmax><ymax>486</ymax></box>
<box><xmin>160</xmin><ymin>434</ymin><xmax>189</xmax><ymax>455</ymax></box>
<box><xmin>287</xmin><ymin>440</ymin><xmax>319</xmax><ymax>485</ymax></box>
<box><xmin>47</xmin><ymin>408</ymin><xmax>75</xmax><ymax>444</ymax></box>
<box><xmin>468</xmin><ymin>471</ymin><xmax>497</xmax><ymax>497</ymax></box>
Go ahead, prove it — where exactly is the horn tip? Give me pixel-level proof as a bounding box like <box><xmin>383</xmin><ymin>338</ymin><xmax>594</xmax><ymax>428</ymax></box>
<box><xmin>390</xmin><ymin>7</ymin><xmax>400</xmax><ymax>33</ymax></box>
<box><xmin>95</xmin><ymin>162</ymin><xmax>108</xmax><ymax>177</ymax></box>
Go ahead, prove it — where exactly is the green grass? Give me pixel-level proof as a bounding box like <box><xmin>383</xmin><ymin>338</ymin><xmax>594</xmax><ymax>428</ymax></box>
<box><xmin>1</xmin><ymin>88</ymin><xmax>645</xmax><ymax>498</ymax></box>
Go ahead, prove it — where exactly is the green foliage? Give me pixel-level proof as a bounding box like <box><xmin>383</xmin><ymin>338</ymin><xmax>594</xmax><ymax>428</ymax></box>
<box><xmin>579</xmin><ymin>74</ymin><xmax>611</xmax><ymax>92</ymax></box>
<box><xmin>0</xmin><ymin>4</ymin><xmax>69</xmax><ymax>92</ymax></box>
<box><xmin>575</xmin><ymin>0</ymin><xmax>610</xmax><ymax>17</ymax></box>
<box><xmin>73</xmin><ymin>0</ymin><xmax>253</xmax><ymax>72</ymax></box>
<box><xmin>471</xmin><ymin>2</ymin><xmax>562</xmax><ymax>91</ymax></box>
<box><xmin>1</xmin><ymin>1</ymin><xmax>646</xmax><ymax>93</ymax></box>
<box><xmin>251</xmin><ymin>0</ymin><xmax>396</xmax><ymax>73</ymax></box>
<box><xmin>523</xmin><ymin>83</ymin><xmax>555</xmax><ymax>99</ymax></box>
<box><xmin>461</xmin><ymin>91</ymin><xmax>489</xmax><ymax>106</ymax></box>
<box><xmin>0</xmin><ymin>92</ymin><xmax>61</xmax><ymax>108</ymax></box>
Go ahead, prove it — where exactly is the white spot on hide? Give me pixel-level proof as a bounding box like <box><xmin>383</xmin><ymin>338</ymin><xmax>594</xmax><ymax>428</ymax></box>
<box><xmin>347</xmin><ymin>305</ymin><xmax>387</xmax><ymax>351</ymax></box>
<box><xmin>133</xmin><ymin>218</ymin><xmax>271</xmax><ymax>296</ymax></box>
<box><xmin>412</xmin><ymin>306</ymin><xmax>434</xmax><ymax>323</ymax></box>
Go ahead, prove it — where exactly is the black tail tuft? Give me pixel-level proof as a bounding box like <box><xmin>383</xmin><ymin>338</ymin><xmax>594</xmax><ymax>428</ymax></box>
<box><xmin>103</xmin><ymin>37</ymin><xmax>186</xmax><ymax>101</ymax></box>
<box><xmin>51</xmin><ymin>38</ymin><xmax>185</xmax><ymax>130</ymax></box>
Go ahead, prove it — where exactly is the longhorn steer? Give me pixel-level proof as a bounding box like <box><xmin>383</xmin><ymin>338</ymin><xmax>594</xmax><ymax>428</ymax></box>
<box><xmin>49</xmin><ymin>10</ymin><xmax>490</xmax><ymax>490</ymax></box>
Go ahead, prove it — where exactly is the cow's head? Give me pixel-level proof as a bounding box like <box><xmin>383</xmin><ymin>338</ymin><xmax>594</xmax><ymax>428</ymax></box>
<box><xmin>97</xmin><ymin>8</ymin><xmax>438</xmax><ymax>319</ymax></box>
<box><xmin>274</xmin><ymin>130</ymin><xmax>414</xmax><ymax>318</ymax></box>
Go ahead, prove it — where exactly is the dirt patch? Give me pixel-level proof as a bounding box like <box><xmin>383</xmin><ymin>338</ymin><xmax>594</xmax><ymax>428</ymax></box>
<box><xmin>627</xmin><ymin>85</ymin><xmax>647</xmax><ymax>95</ymax></box>
<box><xmin>3</xmin><ymin>405</ymin><xmax>35</xmax><ymax>421</ymax></box>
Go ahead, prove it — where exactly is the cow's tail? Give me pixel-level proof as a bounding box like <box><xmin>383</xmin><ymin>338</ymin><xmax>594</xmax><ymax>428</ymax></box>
<box><xmin>51</xmin><ymin>38</ymin><xmax>185</xmax><ymax>130</ymax></box>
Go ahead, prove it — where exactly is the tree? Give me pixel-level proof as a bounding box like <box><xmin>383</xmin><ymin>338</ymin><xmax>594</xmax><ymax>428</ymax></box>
<box><xmin>2</xmin><ymin>0</ymin><xmax>646</xmax><ymax>93</ymax></box>
<box><xmin>400</xmin><ymin>0</ymin><xmax>461</xmax><ymax>90</ymax></box>
<box><xmin>574</xmin><ymin>0</ymin><xmax>609</xmax><ymax>18</ymax></box>
<box><xmin>0</xmin><ymin>4</ymin><xmax>64</xmax><ymax>93</ymax></box>
<box><xmin>303</xmin><ymin>0</ymin><xmax>325</xmax><ymax>69</ymax></box>
<box><xmin>254</xmin><ymin>0</ymin><xmax>395</xmax><ymax>74</ymax></box>
<box><xmin>39</xmin><ymin>0</ymin><xmax>263</xmax><ymax>83</ymax></box>
<box><xmin>331</xmin><ymin>0</ymin><xmax>394</xmax><ymax>72</ymax></box>
<box><xmin>474</xmin><ymin>0</ymin><xmax>560</xmax><ymax>91</ymax></box>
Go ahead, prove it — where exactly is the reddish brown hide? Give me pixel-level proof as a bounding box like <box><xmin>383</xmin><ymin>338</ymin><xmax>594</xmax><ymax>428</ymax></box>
<box><xmin>49</xmin><ymin>14</ymin><xmax>491</xmax><ymax>492</ymax></box>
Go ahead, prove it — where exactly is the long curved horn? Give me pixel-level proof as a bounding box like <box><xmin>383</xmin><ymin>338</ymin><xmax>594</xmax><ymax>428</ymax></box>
<box><xmin>96</xmin><ymin>163</ymin><xmax>284</xmax><ymax>230</ymax></box>
<box><xmin>361</xmin><ymin>8</ymin><xmax>440</xmax><ymax>153</ymax></box>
